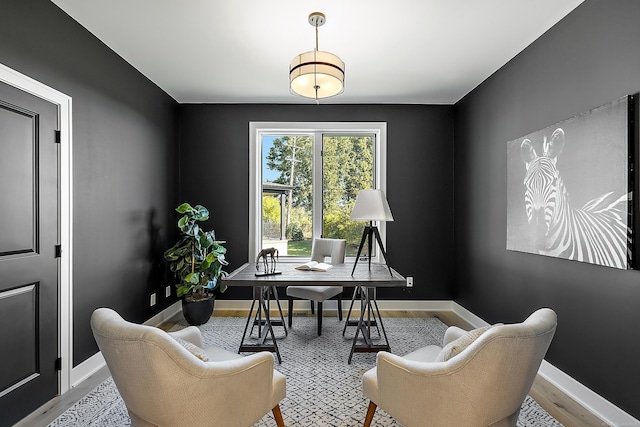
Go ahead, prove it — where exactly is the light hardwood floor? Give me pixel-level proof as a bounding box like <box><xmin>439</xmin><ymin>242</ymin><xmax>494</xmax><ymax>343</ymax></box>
<box><xmin>16</xmin><ymin>309</ymin><xmax>608</xmax><ymax>427</ymax></box>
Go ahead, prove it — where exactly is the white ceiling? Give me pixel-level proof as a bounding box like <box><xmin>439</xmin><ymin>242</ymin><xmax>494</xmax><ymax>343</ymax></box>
<box><xmin>50</xmin><ymin>0</ymin><xmax>585</xmax><ymax>104</ymax></box>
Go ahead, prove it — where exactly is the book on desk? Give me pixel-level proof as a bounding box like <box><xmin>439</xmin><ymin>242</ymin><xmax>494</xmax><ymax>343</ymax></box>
<box><xmin>295</xmin><ymin>261</ymin><xmax>333</xmax><ymax>272</ymax></box>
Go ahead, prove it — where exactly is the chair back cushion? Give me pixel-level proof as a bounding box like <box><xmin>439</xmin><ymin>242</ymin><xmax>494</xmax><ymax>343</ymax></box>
<box><xmin>311</xmin><ymin>238</ymin><xmax>347</xmax><ymax>264</ymax></box>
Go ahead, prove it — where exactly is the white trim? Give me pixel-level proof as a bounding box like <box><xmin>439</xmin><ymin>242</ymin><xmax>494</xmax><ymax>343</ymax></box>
<box><xmin>0</xmin><ymin>63</ymin><xmax>73</xmax><ymax>395</ymax></box>
<box><xmin>248</xmin><ymin>122</ymin><xmax>387</xmax><ymax>262</ymax></box>
<box><xmin>143</xmin><ymin>301</ymin><xmax>182</xmax><ymax>326</ymax></box>
<box><xmin>70</xmin><ymin>351</ymin><xmax>105</xmax><ymax>389</ymax></box>
<box><xmin>450</xmin><ymin>301</ymin><xmax>490</xmax><ymax>328</ymax></box>
<box><xmin>538</xmin><ymin>362</ymin><xmax>640</xmax><ymax>427</ymax></box>
<box><xmin>212</xmin><ymin>299</ymin><xmax>455</xmax><ymax>317</ymax></box>
<box><xmin>452</xmin><ymin>302</ymin><xmax>639</xmax><ymax>427</ymax></box>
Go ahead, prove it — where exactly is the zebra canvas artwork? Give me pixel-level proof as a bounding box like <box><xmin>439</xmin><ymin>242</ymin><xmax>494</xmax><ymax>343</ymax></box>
<box><xmin>506</xmin><ymin>95</ymin><xmax>632</xmax><ymax>270</ymax></box>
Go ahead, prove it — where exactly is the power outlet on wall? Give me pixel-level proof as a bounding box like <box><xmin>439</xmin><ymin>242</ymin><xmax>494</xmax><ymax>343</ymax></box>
<box><xmin>165</xmin><ymin>285</ymin><xmax>171</xmax><ymax>298</ymax></box>
<box><xmin>406</xmin><ymin>276</ymin><xmax>413</xmax><ymax>287</ymax></box>
<box><xmin>150</xmin><ymin>293</ymin><xmax>157</xmax><ymax>306</ymax></box>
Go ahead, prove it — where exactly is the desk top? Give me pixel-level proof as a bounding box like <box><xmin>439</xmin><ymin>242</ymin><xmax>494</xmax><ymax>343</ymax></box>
<box><xmin>223</xmin><ymin>262</ymin><xmax>406</xmax><ymax>287</ymax></box>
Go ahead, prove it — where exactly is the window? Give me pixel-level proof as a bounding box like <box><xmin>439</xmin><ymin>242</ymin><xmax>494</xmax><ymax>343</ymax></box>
<box><xmin>249</xmin><ymin>122</ymin><xmax>387</xmax><ymax>261</ymax></box>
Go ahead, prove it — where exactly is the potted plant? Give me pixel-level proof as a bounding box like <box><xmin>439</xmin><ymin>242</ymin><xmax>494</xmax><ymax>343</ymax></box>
<box><xmin>164</xmin><ymin>203</ymin><xmax>228</xmax><ymax>325</ymax></box>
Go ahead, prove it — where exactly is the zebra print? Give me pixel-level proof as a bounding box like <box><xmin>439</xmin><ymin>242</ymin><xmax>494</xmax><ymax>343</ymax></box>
<box><xmin>521</xmin><ymin>128</ymin><xmax>630</xmax><ymax>269</ymax></box>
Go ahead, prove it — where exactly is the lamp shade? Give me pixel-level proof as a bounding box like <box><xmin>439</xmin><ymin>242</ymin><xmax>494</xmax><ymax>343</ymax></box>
<box><xmin>350</xmin><ymin>189</ymin><xmax>394</xmax><ymax>222</ymax></box>
<box><xmin>290</xmin><ymin>50</ymin><xmax>345</xmax><ymax>99</ymax></box>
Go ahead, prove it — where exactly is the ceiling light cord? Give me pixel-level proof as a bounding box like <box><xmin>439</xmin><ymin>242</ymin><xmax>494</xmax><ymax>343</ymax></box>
<box><xmin>314</xmin><ymin>21</ymin><xmax>319</xmax><ymax>103</ymax></box>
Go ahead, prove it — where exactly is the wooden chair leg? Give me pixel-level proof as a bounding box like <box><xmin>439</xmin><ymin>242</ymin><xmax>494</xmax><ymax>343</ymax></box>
<box><xmin>317</xmin><ymin>301</ymin><xmax>323</xmax><ymax>336</ymax></box>
<box><xmin>337</xmin><ymin>294</ymin><xmax>343</xmax><ymax>320</ymax></box>
<box><xmin>310</xmin><ymin>300</ymin><xmax>315</xmax><ymax>314</ymax></box>
<box><xmin>272</xmin><ymin>404</ymin><xmax>285</xmax><ymax>427</ymax></box>
<box><xmin>288</xmin><ymin>298</ymin><xmax>293</xmax><ymax>327</ymax></box>
<box><xmin>363</xmin><ymin>401</ymin><xmax>377</xmax><ymax>427</ymax></box>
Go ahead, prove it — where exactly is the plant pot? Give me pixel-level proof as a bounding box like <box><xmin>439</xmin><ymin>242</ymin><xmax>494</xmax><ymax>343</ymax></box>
<box><xmin>182</xmin><ymin>296</ymin><xmax>215</xmax><ymax>326</ymax></box>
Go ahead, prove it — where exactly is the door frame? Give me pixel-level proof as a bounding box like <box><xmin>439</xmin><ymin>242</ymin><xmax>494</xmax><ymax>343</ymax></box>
<box><xmin>0</xmin><ymin>63</ymin><xmax>73</xmax><ymax>395</ymax></box>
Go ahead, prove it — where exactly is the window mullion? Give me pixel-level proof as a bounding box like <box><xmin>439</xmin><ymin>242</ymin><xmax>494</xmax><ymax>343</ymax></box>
<box><xmin>312</xmin><ymin>131</ymin><xmax>323</xmax><ymax>240</ymax></box>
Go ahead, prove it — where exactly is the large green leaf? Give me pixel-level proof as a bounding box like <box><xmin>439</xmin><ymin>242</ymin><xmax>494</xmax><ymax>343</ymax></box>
<box><xmin>185</xmin><ymin>272</ymin><xmax>200</xmax><ymax>284</ymax></box>
<box><xmin>176</xmin><ymin>284</ymin><xmax>193</xmax><ymax>297</ymax></box>
<box><xmin>217</xmin><ymin>253</ymin><xmax>228</xmax><ymax>264</ymax></box>
<box><xmin>176</xmin><ymin>203</ymin><xmax>193</xmax><ymax>214</ymax></box>
<box><xmin>201</xmin><ymin>257</ymin><xmax>211</xmax><ymax>269</ymax></box>
<box><xmin>200</xmin><ymin>232</ymin><xmax>213</xmax><ymax>248</ymax></box>
<box><xmin>194</xmin><ymin>205</ymin><xmax>209</xmax><ymax>220</ymax></box>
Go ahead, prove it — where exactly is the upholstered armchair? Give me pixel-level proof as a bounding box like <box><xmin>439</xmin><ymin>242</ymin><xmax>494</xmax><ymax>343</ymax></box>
<box><xmin>286</xmin><ymin>238</ymin><xmax>346</xmax><ymax>335</ymax></box>
<box><xmin>91</xmin><ymin>308</ymin><xmax>286</xmax><ymax>427</ymax></box>
<box><xmin>362</xmin><ymin>308</ymin><xmax>557</xmax><ymax>427</ymax></box>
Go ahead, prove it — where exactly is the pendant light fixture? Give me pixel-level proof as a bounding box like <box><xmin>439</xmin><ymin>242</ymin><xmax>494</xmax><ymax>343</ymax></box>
<box><xmin>289</xmin><ymin>12</ymin><xmax>345</xmax><ymax>102</ymax></box>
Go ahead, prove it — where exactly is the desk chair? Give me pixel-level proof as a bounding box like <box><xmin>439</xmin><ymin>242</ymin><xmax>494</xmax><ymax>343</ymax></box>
<box><xmin>286</xmin><ymin>238</ymin><xmax>346</xmax><ymax>335</ymax></box>
<box><xmin>91</xmin><ymin>308</ymin><xmax>286</xmax><ymax>427</ymax></box>
<box><xmin>362</xmin><ymin>308</ymin><xmax>557</xmax><ymax>427</ymax></box>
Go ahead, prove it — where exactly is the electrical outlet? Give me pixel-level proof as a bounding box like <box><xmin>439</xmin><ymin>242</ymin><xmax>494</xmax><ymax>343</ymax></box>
<box><xmin>406</xmin><ymin>276</ymin><xmax>413</xmax><ymax>287</ymax></box>
<box><xmin>165</xmin><ymin>285</ymin><xmax>171</xmax><ymax>298</ymax></box>
<box><xmin>150</xmin><ymin>293</ymin><xmax>157</xmax><ymax>306</ymax></box>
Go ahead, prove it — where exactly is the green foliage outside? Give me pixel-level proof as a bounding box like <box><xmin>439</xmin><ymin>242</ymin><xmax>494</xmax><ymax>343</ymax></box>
<box><xmin>262</xmin><ymin>195</ymin><xmax>280</xmax><ymax>223</ymax></box>
<box><xmin>286</xmin><ymin>240</ymin><xmax>312</xmax><ymax>255</ymax></box>
<box><xmin>287</xmin><ymin>240</ymin><xmax>360</xmax><ymax>257</ymax></box>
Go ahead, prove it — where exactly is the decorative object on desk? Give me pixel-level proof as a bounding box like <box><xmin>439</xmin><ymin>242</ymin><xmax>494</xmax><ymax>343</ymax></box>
<box><xmin>295</xmin><ymin>261</ymin><xmax>333</xmax><ymax>271</ymax></box>
<box><xmin>164</xmin><ymin>203</ymin><xmax>228</xmax><ymax>325</ymax></box>
<box><xmin>507</xmin><ymin>95</ymin><xmax>632</xmax><ymax>270</ymax></box>
<box><xmin>350</xmin><ymin>189</ymin><xmax>394</xmax><ymax>276</ymax></box>
<box><xmin>255</xmin><ymin>247</ymin><xmax>281</xmax><ymax>277</ymax></box>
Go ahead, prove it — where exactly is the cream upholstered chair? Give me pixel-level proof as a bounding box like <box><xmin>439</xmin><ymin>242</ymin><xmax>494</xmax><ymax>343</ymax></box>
<box><xmin>91</xmin><ymin>308</ymin><xmax>286</xmax><ymax>427</ymax></box>
<box><xmin>286</xmin><ymin>238</ymin><xmax>346</xmax><ymax>335</ymax></box>
<box><xmin>362</xmin><ymin>308</ymin><xmax>557</xmax><ymax>427</ymax></box>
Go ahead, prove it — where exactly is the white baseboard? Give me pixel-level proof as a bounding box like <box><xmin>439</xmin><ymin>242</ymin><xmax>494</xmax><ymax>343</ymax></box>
<box><xmin>214</xmin><ymin>298</ymin><xmax>454</xmax><ymax>313</ymax></box>
<box><xmin>452</xmin><ymin>302</ymin><xmax>639</xmax><ymax>427</ymax></box>
<box><xmin>70</xmin><ymin>351</ymin><xmax>105</xmax><ymax>388</ymax></box>
<box><xmin>143</xmin><ymin>301</ymin><xmax>182</xmax><ymax>326</ymax></box>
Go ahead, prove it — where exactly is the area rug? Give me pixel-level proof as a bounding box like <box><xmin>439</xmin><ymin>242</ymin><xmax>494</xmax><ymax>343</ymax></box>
<box><xmin>50</xmin><ymin>316</ymin><xmax>562</xmax><ymax>426</ymax></box>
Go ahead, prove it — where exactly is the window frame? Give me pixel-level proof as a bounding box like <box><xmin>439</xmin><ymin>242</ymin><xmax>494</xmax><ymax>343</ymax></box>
<box><xmin>249</xmin><ymin>122</ymin><xmax>388</xmax><ymax>263</ymax></box>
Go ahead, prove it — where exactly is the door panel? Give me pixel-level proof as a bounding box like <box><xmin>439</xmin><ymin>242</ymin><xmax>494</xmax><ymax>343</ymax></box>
<box><xmin>0</xmin><ymin>103</ymin><xmax>37</xmax><ymax>254</ymax></box>
<box><xmin>0</xmin><ymin>81</ymin><xmax>59</xmax><ymax>427</ymax></box>
<box><xmin>0</xmin><ymin>285</ymin><xmax>37</xmax><ymax>394</ymax></box>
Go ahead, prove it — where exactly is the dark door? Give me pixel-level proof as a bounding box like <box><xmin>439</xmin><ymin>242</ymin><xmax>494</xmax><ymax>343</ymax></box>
<box><xmin>0</xmin><ymin>81</ymin><xmax>59</xmax><ymax>426</ymax></box>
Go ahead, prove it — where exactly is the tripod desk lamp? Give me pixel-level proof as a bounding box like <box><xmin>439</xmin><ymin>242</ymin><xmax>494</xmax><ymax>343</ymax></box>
<box><xmin>350</xmin><ymin>189</ymin><xmax>394</xmax><ymax>276</ymax></box>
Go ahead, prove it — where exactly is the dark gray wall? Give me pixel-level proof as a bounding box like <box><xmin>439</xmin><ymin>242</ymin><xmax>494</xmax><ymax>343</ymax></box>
<box><xmin>454</xmin><ymin>0</ymin><xmax>640</xmax><ymax>418</ymax></box>
<box><xmin>178</xmin><ymin>104</ymin><xmax>454</xmax><ymax>302</ymax></box>
<box><xmin>0</xmin><ymin>0</ymin><xmax>179</xmax><ymax>365</ymax></box>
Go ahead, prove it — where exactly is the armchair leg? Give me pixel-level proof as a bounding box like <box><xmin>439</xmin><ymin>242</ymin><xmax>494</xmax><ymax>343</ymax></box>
<box><xmin>272</xmin><ymin>404</ymin><xmax>285</xmax><ymax>427</ymax></box>
<box><xmin>363</xmin><ymin>401</ymin><xmax>377</xmax><ymax>427</ymax></box>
